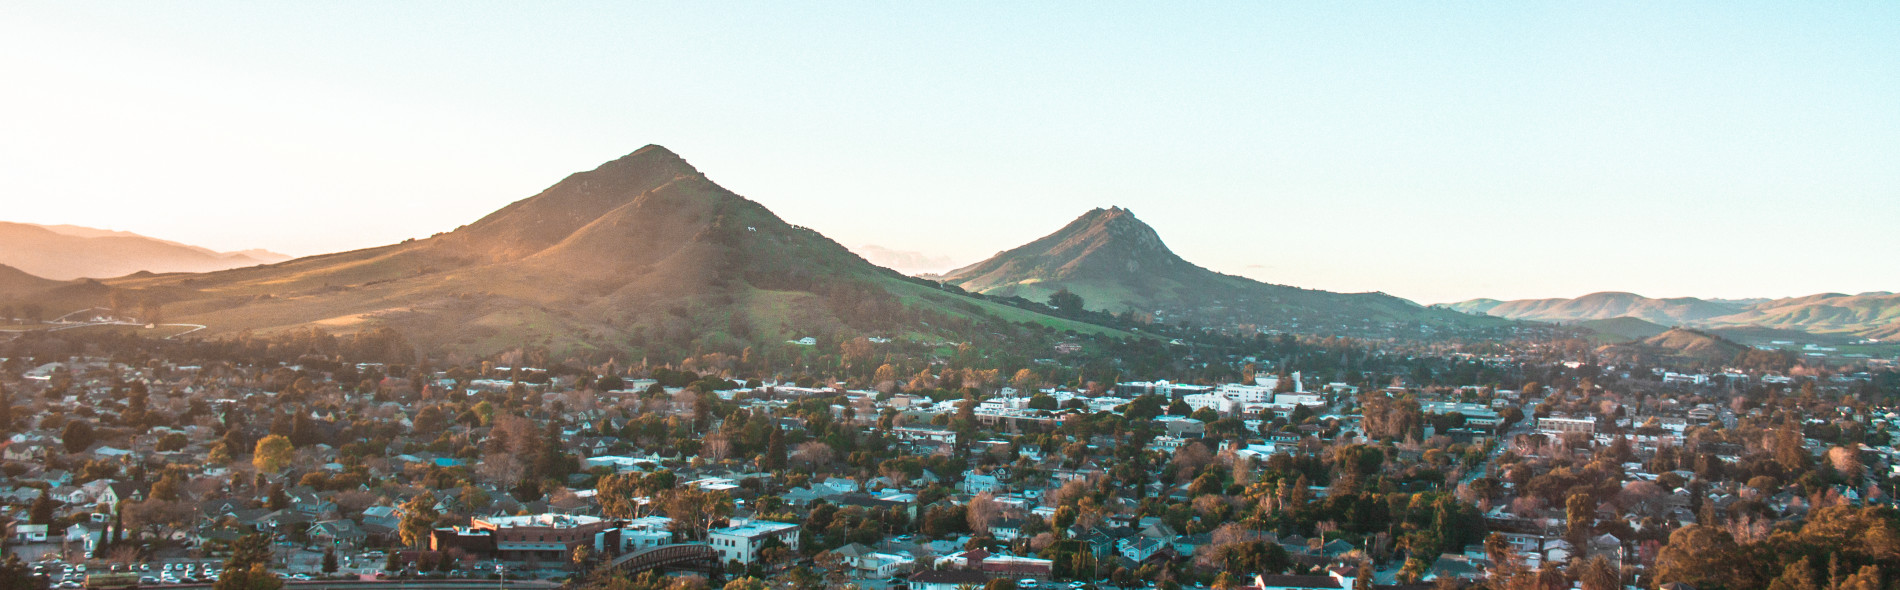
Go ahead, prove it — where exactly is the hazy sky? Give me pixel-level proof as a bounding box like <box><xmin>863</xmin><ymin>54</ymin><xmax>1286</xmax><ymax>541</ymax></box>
<box><xmin>3</xmin><ymin>2</ymin><xmax>1897</xmax><ymax>303</ymax></box>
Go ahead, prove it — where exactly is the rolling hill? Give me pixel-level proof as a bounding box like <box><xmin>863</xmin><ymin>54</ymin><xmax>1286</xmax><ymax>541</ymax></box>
<box><xmin>0</xmin><ymin>146</ymin><xmax>1121</xmax><ymax>358</ymax></box>
<box><xmin>1444</xmin><ymin>291</ymin><xmax>1900</xmax><ymax>341</ymax></box>
<box><xmin>1600</xmin><ymin>327</ymin><xmax>1750</xmax><ymax>365</ymax></box>
<box><xmin>1575</xmin><ymin>316</ymin><xmax>1671</xmax><ymax>343</ymax></box>
<box><xmin>0</xmin><ymin>222</ymin><xmax>289</xmax><ymax>280</ymax></box>
<box><xmin>1709</xmin><ymin>292</ymin><xmax>1900</xmax><ymax>337</ymax></box>
<box><xmin>0</xmin><ymin>264</ymin><xmax>60</xmax><ymax>295</ymax></box>
<box><xmin>940</xmin><ymin>207</ymin><xmax>1498</xmax><ymax>335</ymax></box>
<box><xmin>1446</xmin><ymin>292</ymin><xmax>1746</xmax><ymax>325</ymax></box>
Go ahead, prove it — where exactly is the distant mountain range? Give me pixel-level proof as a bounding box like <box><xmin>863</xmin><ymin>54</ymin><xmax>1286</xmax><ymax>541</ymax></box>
<box><xmin>0</xmin><ymin>146</ymin><xmax>1116</xmax><ymax>357</ymax></box>
<box><xmin>0</xmin><ymin>222</ymin><xmax>289</xmax><ymax>280</ymax></box>
<box><xmin>940</xmin><ymin>206</ymin><xmax>1497</xmax><ymax>334</ymax></box>
<box><xmin>1442</xmin><ymin>291</ymin><xmax>1900</xmax><ymax>341</ymax></box>
<box><xmin>849</xmin><ymin>245</ymin><xmax>958</xmax><ymax>275</ymax></box>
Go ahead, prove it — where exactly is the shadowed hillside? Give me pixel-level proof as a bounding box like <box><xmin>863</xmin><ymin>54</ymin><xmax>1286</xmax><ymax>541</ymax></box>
<box><xmin>1576</xmin><ymin>316</ymin><xmax>1671</xmax><ymax>343</ymax></box>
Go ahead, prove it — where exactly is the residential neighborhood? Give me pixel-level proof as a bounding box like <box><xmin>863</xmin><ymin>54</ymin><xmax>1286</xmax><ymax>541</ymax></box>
<box><xmin>0</xmin><ymin>329</ymin><xmax>1893</xmax><ymax>590</ymax></box>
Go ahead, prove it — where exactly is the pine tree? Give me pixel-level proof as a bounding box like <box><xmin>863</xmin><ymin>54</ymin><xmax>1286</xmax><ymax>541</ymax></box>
<box><xmin>0</xmin><ymin>384</ymin><xmax>13</xmax><ymax>432</ymax></box>
<box><xmin>763</xmin><ymin>429</ymin><xmax>787</xmax><ymax>471</ymax></box>
<box><xmin>29</xmin><ymin>490</ymin><xmax>54</xmax><ymax>525</ymax></box>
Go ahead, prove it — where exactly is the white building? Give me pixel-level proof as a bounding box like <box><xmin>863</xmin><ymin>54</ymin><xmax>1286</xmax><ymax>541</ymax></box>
<box><xmin>1536</xmin><ymin>415</ymin><xmax>1597</xmax><ymax>435</ymax></box>
<box><xmin>621</xmin><ymin>516</ymin><xmax>674</xmax><ymax>551</ymax></box>
<box><xmin>708</xmin><ymin>519</ymin><xmax>801</xmax><ymax>565</ymax></box>
<box><xmin>892</xmin><ymin>426</ymin><xmax>958</xmax><ymax>444</ymax></box>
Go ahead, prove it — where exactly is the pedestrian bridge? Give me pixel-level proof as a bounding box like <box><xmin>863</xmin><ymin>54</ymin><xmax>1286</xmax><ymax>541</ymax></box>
<box><xmin>597</xmin><ymin>544</ymin><xmax>721</xmax><ymax>579</ymax></box>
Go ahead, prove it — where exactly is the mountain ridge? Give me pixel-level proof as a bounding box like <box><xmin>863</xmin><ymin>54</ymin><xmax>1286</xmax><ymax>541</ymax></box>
<box><xmin>942</xmin><ymin>207</ymin><xmax>1492</xmax><ymax>335</ymax></box>
<box><xmin>1445</xmin><ymin>291</ymin><xmax>1900</xmax><ymax>340</ymax></box>
<box><xmin>0</xmin><ymin>146</ymin><xmax>1124</xmax><ymax>359</ymax></box>
<box><xmin>0</xmin><ymin>222</ymin><xmax>291</xmax><ymax>280</ymax></box>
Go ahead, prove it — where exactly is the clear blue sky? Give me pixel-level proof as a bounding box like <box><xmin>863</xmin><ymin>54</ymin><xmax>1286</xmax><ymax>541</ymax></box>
<box><xmin>3</xmin><ymin>2</ymin><xmax>1896</xmax><ymax>303</ymax></box>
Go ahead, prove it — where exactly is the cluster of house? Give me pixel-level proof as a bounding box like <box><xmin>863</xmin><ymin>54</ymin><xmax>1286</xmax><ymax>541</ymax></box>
<box><xmin>1</xmin><ymin>351</ymin><xmax>1894</xmax><ymax>590</ymax></box>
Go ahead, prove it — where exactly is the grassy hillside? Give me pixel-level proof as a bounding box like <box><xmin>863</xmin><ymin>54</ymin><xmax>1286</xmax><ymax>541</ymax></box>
<box><xmin>1598</xmin><ymin>327</ymin><xmax>1749</xmax><ymax>365</ymax></box>
<box><xmin>1708</xmin><ymin>292</ymin><xmax>1900</xmax><ymax>337</ymax></box>
<box><xmin>1461</xmin><ymin>292</ymin><xmax>1745</xmax><ymax>325</ymax></box>
<box><xmin>2</xmin><ymin>146</ymin><xmax>1130</xmax><ymax>360</ymax></box>
<box><xmin>942</xmin><ymin>207</ymin><xmax>1497</xmax><ymax>336</ymax></box>
<box><xmin>1447</xmin><ymin>290</ymin><xmax>1900</xmax><ymax>341</ymax></box>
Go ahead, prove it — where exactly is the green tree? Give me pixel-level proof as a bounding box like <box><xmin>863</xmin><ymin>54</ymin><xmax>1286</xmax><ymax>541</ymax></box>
<box><xmin>571</xmin><ymin>546</ymin><xmax>594</xmax><ymax>573</ymax></box>
<box><xmin>398</xmin><ymin>495</ymin><xmax>440</xmax><ymax>549</ymax></box>
<box><xmin>471</xmin><ymin>401</ymin><xmax>496</xmax><ymax>426</ymax></box>
<box><xmin>1655</xmin><ymin>525</ymin><xmax>1741</xmax><ymax>590</ymax></box>
<box><xmin>61</xmin><ymin>421</ymin><xmax>95</xmax><ymax>453</ymax></box>
<box><xmin>763</xmin><ymin>429</ymin><xmax>787</xmax><ymax>471</ymax></box>
<box><xmin>0</xmin><ymin>554</ymin><xmax>47</xmax><ymax>590</ymax></box>
<box><xmin>252</xmin><ymin>435</ymin><xmax>293</xmax><ymax>473</ymax></box>
<box><xmin>1027</xmin><ymin>393</ymin><xmax>1058</xmax><ymax>411</ymax></box>
<box><xmin>1011</xmin><ymin>369</ymin><xmax>1041</xmax><ymax>394</ymax></box>
<box><xmin>1048</xmin><ymin>289</ymin><xmax>1085</xmax><ymax>313</ymax></box>
<box><xmin>1577</xmin><ymin>555</ymin><xmax>1619</xmax><ymax>590</ymax></box>
<box><xmin>722</xmin><ymin>578</ymin><xmax>767</xmax><ymax>590</ymax></box>
<box><xmin>216</xmin><ymin>533</ymin><xmax>283</xmax><ymax>590</ymax></box>
<box><xmin>321</xmin><ymin>549</ymin><xmax>338</xmax><ymax>574</ymax></box>
<box><xmin>1765</xmin><ymin>558</ymin><xmax>1820</xmax><ymax>590</ymax></box>
<box><xmin>1565</xmin><ymin>493</ymin><xmax>1593</xmax><ymax>546</ymax></box>
<box><xmin>29</xmin><ymin>490</ymin><xmax>55</xmax><ymax>525</ymax></box>
<box><xmin>596</xmin><ymin>472</ymin><xmax>643</xmax><ymax>519</ymax></box>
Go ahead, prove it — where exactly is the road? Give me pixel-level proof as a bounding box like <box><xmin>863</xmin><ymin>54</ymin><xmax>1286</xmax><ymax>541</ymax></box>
<box><xmin>151</xmin><ymin>580</ymin><xmax>559</xmax><ymax>590</ymax></box>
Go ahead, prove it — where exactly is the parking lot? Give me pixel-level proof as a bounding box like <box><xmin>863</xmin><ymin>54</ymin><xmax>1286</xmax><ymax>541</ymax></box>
<box><xmin>32</xmin><ymin>560</ymin><xmax>226</xmax><ymax>588</ymax></box>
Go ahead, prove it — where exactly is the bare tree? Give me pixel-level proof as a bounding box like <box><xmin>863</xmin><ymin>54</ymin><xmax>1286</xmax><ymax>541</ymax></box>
<box><xmin>793</xmin><ymin>442</ymin><xmax>835</xmax><ymax>468</ymax></box>
<box><xmin>966</xmin><ymin>492</ymin><xmax>1002</xmax><ymax>536</ymax></box>
<box><xmin>478</xmin><ymin>452</ymin><xmax>526</xmax><ymax>486</ymax></box>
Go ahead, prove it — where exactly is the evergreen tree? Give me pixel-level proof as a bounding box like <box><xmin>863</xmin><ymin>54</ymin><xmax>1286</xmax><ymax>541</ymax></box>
<box><xmin>216</xmin><ymin>533</ymin><xmax>283</xmax><ymax>590</ymax></box>
<box><xmin>763</xmin><ymin>429</ymin><xmax>787</xmax><ymax>471</ymax></box>
<box><xmin>29</xmin><ymin>490</ymin><xmax>54</xmax><ymax>525</ymax></box>
<box><xmin>0</xmin><ymin>554</ymin><xmax>47</xmax><ymax>590</ymax></box>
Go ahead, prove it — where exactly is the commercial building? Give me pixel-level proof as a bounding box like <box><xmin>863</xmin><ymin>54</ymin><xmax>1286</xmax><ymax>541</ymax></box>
<box><xmin>431</xmin><ymin>513</ymin><xmax>617</xmax><ymax>565</ymax></box>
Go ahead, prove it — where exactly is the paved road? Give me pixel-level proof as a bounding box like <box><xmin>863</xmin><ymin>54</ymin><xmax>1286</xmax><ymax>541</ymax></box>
<box><xmin>152</xmin><ymin>580</ymin><xmax>560</xmax><ymax>590</ymax></box>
